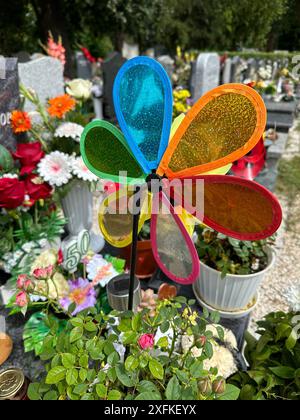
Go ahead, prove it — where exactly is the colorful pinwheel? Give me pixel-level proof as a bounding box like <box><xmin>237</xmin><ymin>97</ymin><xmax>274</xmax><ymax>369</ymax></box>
<box><xmin>80</xmin><ymin>56</ymin><xmax>282</xmax><ymax>286</ymax></box>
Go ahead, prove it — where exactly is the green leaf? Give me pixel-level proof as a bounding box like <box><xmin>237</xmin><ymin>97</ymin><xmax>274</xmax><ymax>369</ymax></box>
<box><xmin>107</xmin><ymin>351</ymin><xmax>120</xmax><ymax>366</ymax></box>
<box><xmin>27</xmin><ymin>383</ymin><xmax>42</xmax><ymax>400</ymax></box>
<box><xmin>70</xmin><ymin>327</ymin><xmax>83</xmax><ymax>343</ymax></box>
<box><xmin>269</xmin><ymin>366</ymin><xmax>295</xmax><ymax>379</ymax></box>
<box><xmin>70</xmin><ymin>317</ymin><xmax>84</xmax><ymax>327</ymax></box>
<box><xmin>125</xmin><ymin>355</ymin><xmax>139</xmax><ymax>371</ymax></box>
<box><xmin>137</xmin><ymin>380</ymin><xmax>160</xmax><ymax>394</ymax></box>
<box><xmin>96</xmin><ymin>384</ymin><xmax>107</xmax><ymax>399</ymax></box>
<box><xmin>43</xmin><ymin>391</ymin><xmax>58</xmax><ymax>401</ymax></box>
<box><xmin>122</xmin><ymin>331</ymin><xmax>138</xmax><ymax>345</ymax></box>
<box><xmin>79</xmin><ymin>354</ymin><xmax>89</xmax><ymax>369</ymax></box>
<box><xmin>0</xmin><ymin>144</ymin><xmax>13</xmax><ymax>172</ymax></box>
<box><xmin>210</xmin><ymin>311</ymin><xmax>221</xmax><ymax>324</ymax></box>
<box><xmin>116</xmin><ymin>365</ymin><xmax>134</xmax><ymax>387</ymax></box>
<box><xmin>157</xmin><ymin>336</ymin><xmax>169</xmax><ymax>348</ymax></box>
<box><xmin>46</xmin><ymin>366</ymin><xmax>66</xmax><ymax>385</ymax></box>
<box><xmin>160</xmin><ymin>321</ymin><xmax>170</xmax><ymax>333</ymax></box>
<box><xmin>107</xmin><ymin>390</ymin><xmax>122</xmax><ymax>400</ymax></box>
<box><xmin>149</xmin><ymin>359</ymin><xmax>164</xmax><ymax>380</ymax></box>
<box><xmin>73</xmin><ymin>384</ymin><xmax>88</xmax><ymax>396</ymax></box>
<box><xmin>286</xmin><ymin>330</ymin><xmax>298</xmax><ymax>351</ymax></box>
<box><xmin>165</xmin><ymin>376</ymin><xmax>181</xmax><ymax>400</ymax></box>
<box><xmin>190</xmin><ymin>361</ymin><xmax>205</xmax><ymax>378</ymax></box>
<box><xmin>132</xmin><ymin>313</ymin><xmax>141</xmax><ymax>331</ymax></box>
<box><xmin>66</xmin><ymin>368</ymin><xmax>79</xmax><ymax>386</ymax></box>
<box><xmin>135</xmin><ymin>392</ymin><xmax>161</xmax><ymax>400</ymax></box>
<box><xmin>79</xmin><ymin>368</ymin><xmax>87</xmax><ymax>382</ymax></box>
<box><xmin>218</xmin><ymin>384</ymin><xmax>240</xmax><ymax>400</ymax></box>
<box><xmin>84</xmin><ymin>321</ymin><xmax>97</xmax><ymax>332</ymax></box>
<box><xmin>62</xmin><ymin>353</ymin><xmax>76</xmax><ymax>369</ymax></box>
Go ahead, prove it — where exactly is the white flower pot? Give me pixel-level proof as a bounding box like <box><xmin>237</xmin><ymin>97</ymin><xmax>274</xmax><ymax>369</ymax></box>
<box><xmin>195</xmin><ymin>248</ymin><xmax>275</xmax><ymax>311</ymax></box>
<box><xmin>61</xmin><ymin>180</ymin><xmax>93</xmax><ymax>236</ymax></box>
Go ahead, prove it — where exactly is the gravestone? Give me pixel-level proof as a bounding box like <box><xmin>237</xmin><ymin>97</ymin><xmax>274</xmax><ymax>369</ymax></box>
<box><xmin>192</xmin><ymin>53</ymin><xmax>220</xmax><ymax>101</ymax></box>
<box><xmin>246</xmin><ymin>58</ymin><xmax>257</xmax><ymax>81</ymax></box>
<box><xmin>102</xmin><ymin>52</ymin><xmax>127</xmax><ymax>121</ymax></box>
<box><xmin>75</xmin><ymin>51</ymin><xmax>92</xmax><ymax>80</ymax></box>
<box><xmin>18</xmin><ymin>56</ymin><xmax>64</xmax><ymax>112</ymax></box>
<box><xmin>222</xmin><ymin>57</ymin><xmax>232</xmax><ymax>84</ymax></box>
<box><xmin>122</xmin><ymin>42</ymin><xmax>139</xmax><ymax>60</ymax></box>
<box><xmin>13</xmin><ymin>51</ymin><xmax>31</xmax><ymax>63</ymax></box>
<box><xmin>0</xmin><ymin>58</ymin><xmax>19</xmax><ymax>151</ymax></box>
<box><xmin>272</xmin><ymin>61</ymin><xmax>279</xmax><ymax>80</ymax></box>
<box><xmin>157</xmin><ymin>55</ymin><xmax>175</xmax><ymax>82</ymax></box>
<box><xmin>230</xmin><ymin>56</ymin><xmax>240</xmax><ymax>82</ymax></box>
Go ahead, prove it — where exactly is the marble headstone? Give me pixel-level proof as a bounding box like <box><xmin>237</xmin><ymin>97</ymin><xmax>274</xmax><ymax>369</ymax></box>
<box><xmin>75</xmin><ymin>51</ymin><xmax>92</xmax><ymax>80</ymax></box>
<box><xmin>222</xmin><ymin>58</ymin><xmax>232</xmax><ymax>84</ymax></box>
<box><xmin>102</xmin><ymin>52</ymin><xmax>127</xmax><ymax>121</ymax></box>
<box><xmin>157</xmin><ymin>55</ymin><xmax>175</xmax><ymax>82</ymax></box>
<box><xmin>0</xmin><ymin>58</ymin><xmax>19</xmax><ymax>151</ymax></box>
<box><xmin>246</xmin><ymin>58</ymin><xmax>257</xmax><ymax>81</ymax></box>
<box><xmin>192</xmin><ymin>53</ymin><xmax>220</xmax><ymax>100</ymax></box>
<box><xmin>122</xmin><ymin>42</ymin><xmax>139</xmax><ymax>60</ymax></box>
<box><xmin>230</xmin><ymin>56</ymin><xmax>241</xmax><ymax>83</ymax></box>
<box><xmin>18</xmin><ymin>56</ymin><xmax>64</xmax><ymax>112</ymax></box>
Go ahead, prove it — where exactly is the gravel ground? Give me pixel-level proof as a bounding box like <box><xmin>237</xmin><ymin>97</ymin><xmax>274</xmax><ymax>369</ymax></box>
<box><xmin>251</xmin><ymin>121</ymin><xmax>300</xmax><ymax>328</ymax></box>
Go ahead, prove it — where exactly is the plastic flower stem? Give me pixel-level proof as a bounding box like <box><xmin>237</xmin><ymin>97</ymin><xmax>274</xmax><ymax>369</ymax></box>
<box><xmin>128</xmin><ymin>186</ymin><xmax>141</xmax><ymax>311</ymax></box>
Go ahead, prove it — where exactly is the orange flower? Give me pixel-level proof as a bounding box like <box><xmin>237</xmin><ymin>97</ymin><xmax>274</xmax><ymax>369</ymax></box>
<box><xmin>10</xmin><ymin>111</ymin><xmax>31</xmax><ymax>133</ymax></box>
<box><xmin>47</xmin><ymin>94</ymin><xmax>75</xmax><ymax>119</ymax></box>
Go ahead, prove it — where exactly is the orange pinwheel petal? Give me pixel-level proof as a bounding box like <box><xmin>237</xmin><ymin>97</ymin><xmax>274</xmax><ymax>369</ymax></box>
<box><xmin>157</xmin><ymin>84</ymin><xmax>266</xmax><ymax>178</ymax></box>
<box><xmin>167</xmin><ymin>175</ymin><xmax>282</xmax><ymax>241</ymax></box>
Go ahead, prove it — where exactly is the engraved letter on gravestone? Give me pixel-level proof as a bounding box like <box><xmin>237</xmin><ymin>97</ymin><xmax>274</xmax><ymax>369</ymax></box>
<box><xmin>0</xmin><ymin>58</ymin><xmax>19</xmax><ymax>151</ymax></box>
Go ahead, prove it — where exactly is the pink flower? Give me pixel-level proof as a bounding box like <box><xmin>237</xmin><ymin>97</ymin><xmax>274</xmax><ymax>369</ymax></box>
<box><xmin>33</xmin><ymin>265</ymin><xmax>54</xmax><ymax>279</ymax></box>
<box><xmin>17</xmin><ymin>274</ymin><xmax>28</xmax><ymax>289</ymax></box>
<box><xmin>16</xmin><ymin>291</ymin><xmax>29</xmax><ymax>307</ymax></box>
<box><xmin>138</xmin><ymin>334</ymin><xmax>155</xmax><ymax>350</ymax></box>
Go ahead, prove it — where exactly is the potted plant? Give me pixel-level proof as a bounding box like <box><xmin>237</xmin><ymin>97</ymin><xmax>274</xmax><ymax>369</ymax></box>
<box><xmin>26</xmin><ymin>297</ymin><xmax>240</xmax><ymax>400</ymax></box>
<box><xmin>194</xmin><ymin>226</ymin><xmax>276</xmax><ymax>312</ymax></box>
<box><xmin>229</xmin><ymin>310</ymin><xmax>300</xmax><ymax>400</ymax></box>
<box><xmin>121</xmin><ymin>220</ymin><xmax>157</xmax><ymax>279</ymax></box>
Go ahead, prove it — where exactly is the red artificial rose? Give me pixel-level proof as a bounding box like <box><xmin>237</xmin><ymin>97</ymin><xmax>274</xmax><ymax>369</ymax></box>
<box><xmin>0</xmin><ymin>178</ymin><xmax>25</xmax><ymax>209</ymax></box>
<box><xmin>13</xmin><ymin>142</ymin><xmax>45</xmax><ymax>175</ymax></box>
<box><xmin>24</xmin><ymin>174</ymin><xmax>52</xmax><ymax>201</ymax></box>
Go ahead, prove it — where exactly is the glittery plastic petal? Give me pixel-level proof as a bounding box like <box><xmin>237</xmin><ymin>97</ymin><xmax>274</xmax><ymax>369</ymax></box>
<box><xmin>158</xmin><ymin>84</ymin><xmax>266</xmax><ymax>178</ymax></box>
<box><xmin>151</xmin><ymin>192</ymin><xmax>200</xmax><ymax>285</ymax></box>
<box><xmin>114</xmin><ymin>57</ymin><xmax>173</xmax><ymax>173</ymax></box>
<box><xmin>80</xmin><ymin>120</ymin><xmax>145</xmax><ymax>184</ymax></box>
<box><xmin>98</xmin><ymin>186</ymin><xmax>151</xmax><ymax>248</ymax></box>
<box><xmin>169</xmin><ymin>175</ymin><xmax>282</xmax><ymax>240</ymax></box>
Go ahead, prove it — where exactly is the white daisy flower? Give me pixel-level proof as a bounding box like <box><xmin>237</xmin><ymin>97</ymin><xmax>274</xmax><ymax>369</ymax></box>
<box><xmin>55</xmin><ymin>122</ymin><xmax>84</xmax><ymax>142</ymax></box>
<box><xmin>38</xmin><ymin>151</ymin><xmax>73</xmax><ymax>187</ymax></box>
<box><xmin>71</xmin><ymin>156</ymin><xmax>97</xmax><ymax>183</ymax></box>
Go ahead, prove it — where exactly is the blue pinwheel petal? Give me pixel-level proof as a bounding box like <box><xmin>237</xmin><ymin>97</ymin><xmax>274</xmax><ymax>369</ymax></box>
<box><xmin>113</xmin><ymin>56</ymin><xmax>173</xmax><ymax>174</ymax></box>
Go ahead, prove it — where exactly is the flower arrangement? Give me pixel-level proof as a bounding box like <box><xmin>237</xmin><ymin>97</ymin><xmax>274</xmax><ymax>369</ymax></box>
<box><xmin>7</xmin><ymin>248</ymin><xmax>125</xmax><ymax>317</ymax></box>
<box><xmin>41</xmin><ymin>32</ymin><xmax>66</xmax><ymax>67</ymax></box>
<box><xmin>0</xmin><ymin>144</ymin><xmax>64</xmax><ymax>279</ymax></box>
<box><xmin>172</xmin><ymin>46</ymin><xmax>196</xmax><ymax>88</ymax></box>
<box><xmin>27</xmin><ymin>297</ymin><xmax>240</xmax><ymax>401</ymax></box>
<box><xmin>195</xmin><ymin>225</ymin><xmax>274</xmax><ymax>277</ymax></box>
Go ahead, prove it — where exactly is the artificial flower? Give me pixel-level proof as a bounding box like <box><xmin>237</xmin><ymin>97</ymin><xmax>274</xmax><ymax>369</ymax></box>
<box><xmin>16</xmin><ymin>291</ymin><xmax>29</xmax><ymax>307</ymax></box>
<box><xmin>71</xmin><ymin>156</ymin><xmax>97</xmax><ymax>182</ymax></box>
<box><xmin>47</xmin><ymin>94</ymin><xmax>75</xmax><ymax>119</ymax></box>
<box><xmin>86</xmin><ymin>254</ymin><xmax>119</xmax><ymax>287</ymax></box>
<box><xmin>34</xmin><ymin>272</ymin><xmax>69</xmax><ymax>300</ymax></box>
<box><xmin>137</xmin><ymin>289</ymin><xmax>157</xmax><ymax>317</ymax></box>
<box><xmin>57</xmin><ymin>249</ymin><xmax>64</xmax><ymax>265</ymax></box>
<box><xmin>45</xmin><ymin>33</ymin><xmax>66</xmax><ymax>66</ymax></box>
<box><xmin>33</xmin><ymin>265</ymin><xmax>54</xmax><ymax>279</ymax></box>
<box><xmin>60</xmin><ymin>278</ymin><xmax>96</xmax><ymax>315</ymax></box>
<box><xmin>37</xmin><ymin>151</ymin><xmax>72</xmax><ymax>187</ymax></box>
<box><xmin>24</xmin><ymin>174</ymin><xmax>52</xmax><ymax>201</ymax></box>
<box><xmin>13</xmin><ymin>142</ymin><xmax>45</xmax><ymax>175</ymax></box>
<box><xmin>31</xmin><ymin>249</ymin><xmax>58</xmax><ymax>273</ymax></box>
<box><xmin>66</xmin><ymin>79</ymin><xmax>92</xmax><ymax>101</ymax></box>
<box><xmin>81</xmin><ymin>47</ymin><xmax>97</xmax><ymax>63</ymax></box>
<box><xmin>17</xmin><ymin>275</ymin><xmax>32</xmax><ymax>291</ymax></box>
<box><xmin>10</xmin><ymin>110</ymin><xmax>31</xmax><ymax>133</ymax></box>
<box><xmin>0</xmin><ymin>178</ymin><xmax>25</xmax><ymax>209</ymax></box>
<box><xmin>55</xmin><ymin>122</ymin><xmax>84</xmax><ymax>142</ymax></box>
<box><xmin>138</xmin><ymin>334</ymin><xmax>155</xmax><ymax>350</ymax></box>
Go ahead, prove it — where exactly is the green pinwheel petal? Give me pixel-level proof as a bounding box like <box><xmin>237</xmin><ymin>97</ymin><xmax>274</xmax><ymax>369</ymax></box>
<box><xmin>80</xmin><ymin>120</ymin><xmax>145</xmax><ymax>184</ymax></box>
